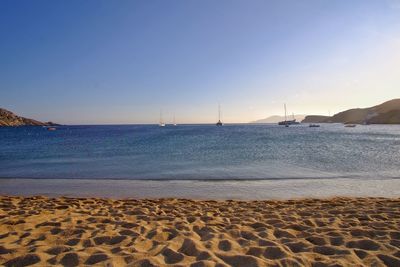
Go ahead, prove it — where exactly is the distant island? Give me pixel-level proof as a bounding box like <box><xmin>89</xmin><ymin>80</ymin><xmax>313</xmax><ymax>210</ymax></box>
<box><xmin>302</xmin><ymin>99</ymin><xmax>400</xmax><ymax>124</ymax></box>
<box><xmin>251</xmin><ymin>114</ymin><xmax>306</xmax><ymax>124</ymax></box>
<box><xmin>0</xmin><ymin>108</ymin><xmax>59</xmax><ymax>127</ymax></box>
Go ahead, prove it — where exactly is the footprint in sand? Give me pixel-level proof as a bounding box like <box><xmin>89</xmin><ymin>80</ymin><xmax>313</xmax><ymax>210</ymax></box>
<box><xmin>4</xmin><ymin>254</ymin><xmax>41</xmax><ymax>267</ymax></box>
<box><xmin>84</xmin><ymin>253</ymin><xmax>109</xmax><ymax>265</ymax></box>
<box><xmin>346</xmin><ymin>239</ymin><xmax>381</xmax><ymax>251</ymax></box>
<box><xmin>60</xmin><ymin>252</ymin><xmax>80</xmax><ymax>267</ymax></box>
<box><xmin>179</xmin><ymin>238</ymin><xmax>201</xmax><ymax>256</ymax></box>
<box><xmin>218</xmin><ymin>239</ymin><xmax>232</xmax><ymax>251</ymax></box>
<box><xmin>161</xmin><ymin>248</ymin><xmax>184</xmax><ymax>264</ymax></box>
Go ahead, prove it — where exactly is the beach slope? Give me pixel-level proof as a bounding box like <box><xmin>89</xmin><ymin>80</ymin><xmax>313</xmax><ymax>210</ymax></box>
<box><xmin>1</xmin><ymin>196</ymin><xmax>399</xmax><ymax>266</ymax></box>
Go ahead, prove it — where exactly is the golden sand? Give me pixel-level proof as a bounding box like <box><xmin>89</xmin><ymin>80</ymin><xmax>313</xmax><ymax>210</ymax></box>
<box><xmin>1</xmin><ymin>196</ymin><xmax>400</xmax><ymax>266</ymax></box>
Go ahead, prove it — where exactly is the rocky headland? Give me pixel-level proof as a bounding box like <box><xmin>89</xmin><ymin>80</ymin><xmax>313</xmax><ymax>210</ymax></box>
<box><xmin>0</xmin><ymin>108</ymin><xmax>58</xmax><ymax>127</ymax></box>
<box><xmin>302</xmin><ymin>99</ymin><xmax>400</xmax><ymax>124</ymax></box>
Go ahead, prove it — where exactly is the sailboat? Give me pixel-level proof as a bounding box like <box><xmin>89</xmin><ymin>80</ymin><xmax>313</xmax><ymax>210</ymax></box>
<box><xmin>216</xmin><ymin>104</ymin><xmax>223</xmax><ymax>126</ymax></box>
<box><xmin>159</xmin><ymin>111</ymin><xmax>165</xmax><ymax>127</ymax></box>
<box><xmin>278</xmin><ymin>104</ymin><xmax>299</xmax><ymax>126</ymax></box>
<box><xmin>173</xmin><ymin>114</ymin><xmax>177</xmax><ymax>126</ymax></box>
<box><xmin>291</xmin><ymin>112</ymin><xmax>300</xmax><ymax>125</ymax></box>
<box><xmin>278</xmin><ymin>104</ymin><xmax>289</xmax><ymax>126</ymax></box>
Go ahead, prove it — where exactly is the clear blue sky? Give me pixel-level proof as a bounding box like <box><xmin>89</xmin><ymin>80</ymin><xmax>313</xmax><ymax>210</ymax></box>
<box><xmin>1</xmin><ymin>0</ymin><xmax>400</xmax><ymax>124</ymax></box>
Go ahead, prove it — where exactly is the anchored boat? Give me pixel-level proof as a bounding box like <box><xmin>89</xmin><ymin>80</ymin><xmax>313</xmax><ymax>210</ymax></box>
<box><xmin>216</xmin><ymin>104</ymin><xmax>223</xmax><ymax>126</ymax></box>
<box><xmin>278</xmin><ymin>104</ymin><xmax>299</xmax><ymax>126</ymax></box>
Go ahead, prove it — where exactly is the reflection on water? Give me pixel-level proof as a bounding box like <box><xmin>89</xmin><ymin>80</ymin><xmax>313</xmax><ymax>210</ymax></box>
<box><xmin>0</xmin><ymin>124</ymin><xmax>399</xmax><ymax>180</ymax></box>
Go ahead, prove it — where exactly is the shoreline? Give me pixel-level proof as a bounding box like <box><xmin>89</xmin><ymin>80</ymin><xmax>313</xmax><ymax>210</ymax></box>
<box><xmin>1</xmin><ymin>196</ymin><xmax>399</xmax><ymax>266</ymax></box>
<box><xmin>1</xmin><ymin>177</ymin><xmax>400</xmax><ymax>200</ymax></box>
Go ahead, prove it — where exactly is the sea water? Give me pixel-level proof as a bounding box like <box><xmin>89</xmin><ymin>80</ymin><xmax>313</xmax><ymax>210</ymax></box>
<box><xmin>1</xmin><ymin>124</ymin><xmax>400</xmax><ymax>198</ymax></box>
<box><xmin>1</xmin><ymin>123</ymin><xmax>400</xmax><ymax>180</ymax></box>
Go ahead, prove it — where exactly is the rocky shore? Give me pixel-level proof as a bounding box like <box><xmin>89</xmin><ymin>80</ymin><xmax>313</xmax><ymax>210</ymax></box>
<box><xmin>0</xmin><ymin>108</ymin><xmax>58</xmax><ymax>127</ymax></box>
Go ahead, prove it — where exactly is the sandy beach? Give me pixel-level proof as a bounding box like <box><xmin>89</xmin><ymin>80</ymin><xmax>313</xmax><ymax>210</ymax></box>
<box><xmin>1</xmin><ymin>196</ymin><xmax>399</xmax><ymax>266</ymax></box>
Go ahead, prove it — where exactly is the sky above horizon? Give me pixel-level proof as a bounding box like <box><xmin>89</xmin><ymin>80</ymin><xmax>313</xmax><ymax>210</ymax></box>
<box><xmin>1</xmin><ymin>0</ymin><xmax>400</xmax><ymax>124</ymax></box>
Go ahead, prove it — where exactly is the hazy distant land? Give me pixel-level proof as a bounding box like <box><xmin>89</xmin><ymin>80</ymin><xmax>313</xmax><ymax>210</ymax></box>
<box><xmin>251</xmin><ymin>114</ymin><xmax>306</xmax><ymax>124</ymax></box>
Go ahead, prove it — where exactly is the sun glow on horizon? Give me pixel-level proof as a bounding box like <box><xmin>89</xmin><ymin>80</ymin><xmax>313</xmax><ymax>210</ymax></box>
<box><xmin>1</xmin><ymin>0</ymin><xmax>399</xmax><ymax>124</ymax></box>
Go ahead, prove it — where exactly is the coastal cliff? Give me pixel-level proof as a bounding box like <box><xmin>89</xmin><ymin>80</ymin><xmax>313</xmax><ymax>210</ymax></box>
<box><xmin>0</xmin><ymin>108</ymin><xmax>58</xmax><ymax>126</ymax></box>
<box><xmin>302</xmin><ymin>99</ymin><xmax>400</xmax><ymax>124</ymax></box>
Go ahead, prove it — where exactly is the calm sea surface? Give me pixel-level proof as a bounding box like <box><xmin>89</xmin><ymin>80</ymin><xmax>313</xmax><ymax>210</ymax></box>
<box><xmin>1</xmin><ymin>124</ymin><xmax>399</xmax><ymax>180</ymax></box>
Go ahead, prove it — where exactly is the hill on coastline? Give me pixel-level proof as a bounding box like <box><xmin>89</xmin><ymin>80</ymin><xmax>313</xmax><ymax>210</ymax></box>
<box><xmin>252</xmin><ymin>114</ymin><xmax>306</xmax><ymax>123</ymax></box>
<box><xmin>301</xmin><ymin>115</ymin><xmax>331</xmax><ymax>123</ymax></box>
<box><xmin>302</xmin><ymin>99</ymin><xmax>400</xmax><ymax>124</ymax></box>
<box><xmin>0</xmin><ymin>108</ymin><xmax>58</xmax><ymax>126</ymax></box>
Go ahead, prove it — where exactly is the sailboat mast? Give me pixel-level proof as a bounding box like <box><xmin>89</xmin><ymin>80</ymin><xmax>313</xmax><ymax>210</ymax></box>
<box><xmin>218</xmin><ymin>104</ymin><xmax>221</xmax><ymax>121</ymax></box>
<box><xmin>284</xmin><ymin>104</ymin><xmax>287</xmax><ymax>122</ymax></box>
<box><xmin>216</xmin><ymin>104</ymin><xmax>223</xmax><ymax>126</ymax></box>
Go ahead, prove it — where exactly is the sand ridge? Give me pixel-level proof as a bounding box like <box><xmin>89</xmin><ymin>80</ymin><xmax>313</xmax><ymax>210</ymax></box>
<box><xmin>0</xmin><ymin>196</ymin><xmax>400</xmax><ymax>266</ymax></box>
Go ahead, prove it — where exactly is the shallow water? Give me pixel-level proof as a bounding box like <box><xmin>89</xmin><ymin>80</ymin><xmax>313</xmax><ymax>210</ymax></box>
<box><xmin>1</xmin><ymin>124</ymin><xmax>400</xmax><ymax>180</ymax></box>
<box><xmin>1</xmin><ymin>177</ymin><xmax>400</xmax><ymax>199</ymax></box>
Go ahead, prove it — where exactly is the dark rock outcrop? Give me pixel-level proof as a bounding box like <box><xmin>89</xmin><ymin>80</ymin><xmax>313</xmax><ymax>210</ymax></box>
<box><xmin>0</xmin><ymin>108</ymin><xmax>59</xmax><ymax>127</ymax></box>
